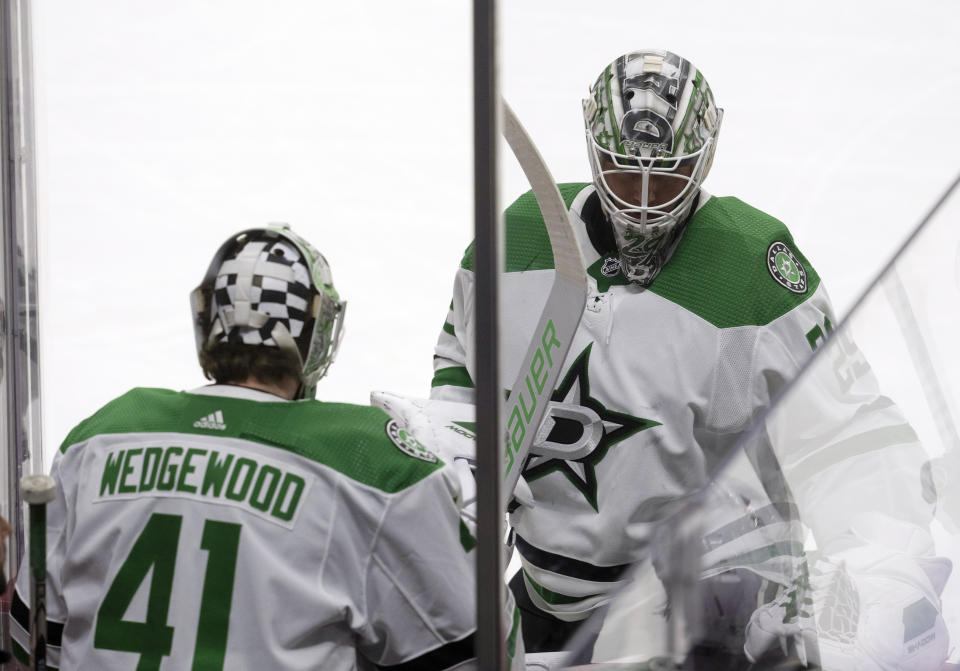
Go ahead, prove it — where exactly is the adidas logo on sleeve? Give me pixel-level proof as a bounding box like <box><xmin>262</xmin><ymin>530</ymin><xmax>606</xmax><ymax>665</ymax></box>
<box><xmin>193</xmin><ymin>410</ymin><xmax>227</xmax><ymax>431</ymax></box>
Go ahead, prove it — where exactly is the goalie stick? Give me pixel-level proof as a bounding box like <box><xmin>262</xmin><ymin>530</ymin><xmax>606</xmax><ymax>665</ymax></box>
<box><xmin>21</xmin><ymin>474</ymin><xmax>55</xmax><ymax>671</ymax></box>
<box><xmin>499</xmin><ymin>100</ymin><xmax>588</xmax><ymax>509</ymax></box>
<box><xmin>474</xmin><ymin>96</ymin><xmax>587</xmax><ymax>671</ymax></box>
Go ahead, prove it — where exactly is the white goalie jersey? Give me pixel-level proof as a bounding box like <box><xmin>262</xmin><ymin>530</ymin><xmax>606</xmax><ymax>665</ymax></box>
<box><xmin>11</xmin><ymin>385</ymin><xmax>523</xmax><ymax>670</ymax></box>
<box><xmin>429</xmin><ymin>183</ymin><xmax>938</xmax><ymax>630</ymax></box>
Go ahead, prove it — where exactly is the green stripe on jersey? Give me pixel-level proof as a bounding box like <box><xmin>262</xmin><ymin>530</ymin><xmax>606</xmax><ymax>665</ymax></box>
<box><xmin>61</xmin><ymin>388</ymin><xmax>443</xmax><ymax>494</ymax></box>
<box><xmin>12</xmin><ymin>640</ymin><xmax>27</xmax><ymax>666</ymax></box>
<box><xmin>431</xmin><ymin>366</ymin><xmax>474</xmax><ymax>390</ymax></box>
<box><xmin>648</xmin><ymin>196</ymin><xmax>821</xmax><ymax>328</ymax></box>
<box><xmin>459</xmin><ymin>519</ymin><xmax>477</xmax><ymax>553</ymax></box>
<box><xmin>459</xmin><ymin>183</ymin><xmax>589</xmax><ymax>272</ymax></box>
<box><xmin>12</xmin><ymin>640</ymin><xmax>54</xmax><ymax>669</ymax></box>
<box><xmin>507</xmin><ymin>606</ymin><xmax>521</xmax><ymax>660</ymax></box>
<box><xmin>460</xmin><ymin>185</ymin><xmax>817</xmax><ymax>328</ymax></box>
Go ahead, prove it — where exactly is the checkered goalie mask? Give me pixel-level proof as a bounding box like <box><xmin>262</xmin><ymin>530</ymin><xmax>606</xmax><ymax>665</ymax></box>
<box><xmin>191</xmin><ymin>224</ymin><xmax>346</xmax><ymax>399</ymax></box>
<box><xmin>584</xmin><ymin>50</ymin><xmax>722</xmax><ymax>285</ymax></box>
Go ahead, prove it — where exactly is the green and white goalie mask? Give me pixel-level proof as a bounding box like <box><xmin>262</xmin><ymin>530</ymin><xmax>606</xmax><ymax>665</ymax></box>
<box><xmin>191</xmin><ymin>224</ymin><xmax>346</xmax><ymax>399</ymax></box>
<box><xmin>584</xmin><ymin>50</ymin><xmax>722</xmax><ymax>285</ymax></box>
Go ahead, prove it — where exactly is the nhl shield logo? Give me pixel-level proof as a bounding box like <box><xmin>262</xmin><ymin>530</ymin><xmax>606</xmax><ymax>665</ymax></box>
<box><xmin>601</xmin><ymin>257</ymin><xmax>622</xmax><ymax>277</ymax></box>
<box><xmin>766</xmin><ymin>241</ymin><xmax>807</xmax><ymax>294</ymax></box>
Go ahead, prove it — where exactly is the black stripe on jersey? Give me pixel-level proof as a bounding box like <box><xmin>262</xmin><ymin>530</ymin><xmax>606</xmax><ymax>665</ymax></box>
<box><xmin>11</xmin><ymin>589</ymin><xmax>29</xmax><ymax>634</ymax></box>
<box><xmin>376</xmin><ymin>633</ymin><xmax>475</xmax><ymax>671</ymax></box>
<box><xmin>516</xmin><ymin>535</ymin><xmax>631</xmax><ymax>582</ymax></box>
<box><xmin>12</xmin><ymin>589</ymin><xmax>65</xmax><ymax>648</ymax></box>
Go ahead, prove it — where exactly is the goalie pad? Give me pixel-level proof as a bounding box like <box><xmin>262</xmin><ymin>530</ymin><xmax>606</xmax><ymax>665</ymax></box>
<box><xmin>744</xmin><ymin>513</ymin><xmax>951</xmax><ymax>670</ymax></box>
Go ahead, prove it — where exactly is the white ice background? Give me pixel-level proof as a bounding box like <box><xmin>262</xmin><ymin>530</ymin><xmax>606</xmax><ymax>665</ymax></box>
<box><xmin>31</xmin><ymin>0</ymin><xmax>960</xmax><ymax>469</ymax></box>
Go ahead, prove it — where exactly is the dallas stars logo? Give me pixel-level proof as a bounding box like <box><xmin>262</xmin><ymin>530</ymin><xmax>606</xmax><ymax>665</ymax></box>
<box><xmin>522</xmin><ymin>343</ymin><xmax>659</xmax><ymax>511</ymax></box>
<box><xmin>767</xmin><ymin>241</ymin><xmax>807</xmax><ymax>294</ymax></box>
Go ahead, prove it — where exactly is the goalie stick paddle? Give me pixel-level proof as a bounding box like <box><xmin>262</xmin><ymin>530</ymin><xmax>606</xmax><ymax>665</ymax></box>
<box><xmin>500</xmin><ymin>101</ymin><xmax>588</xmax><ymax>508</ymax></box>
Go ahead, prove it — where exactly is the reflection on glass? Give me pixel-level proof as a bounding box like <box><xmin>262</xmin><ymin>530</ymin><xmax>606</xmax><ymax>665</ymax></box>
<box><xmin>564</xmin><ymin>176</ymin><xmax>960</xmax><ymax>669</ymax></box>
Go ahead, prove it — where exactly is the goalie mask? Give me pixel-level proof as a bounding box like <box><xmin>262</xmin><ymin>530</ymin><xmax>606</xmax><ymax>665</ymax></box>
<box><xmin>583</xmin><ymin>50</ymin><xmax>722</xmax><ymax>285</ymax></box>
<box><xmin>191</xmin><ymin>224</ymin><xmax>346</xmax><ymax>399</ymax></box>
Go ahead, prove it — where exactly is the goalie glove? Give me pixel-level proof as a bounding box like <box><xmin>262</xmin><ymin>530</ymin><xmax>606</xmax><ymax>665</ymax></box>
<box><xmin>371</xmin><ymin>391</ymin><xmax>479</xmax><ymax>464</ymax></box>
<box><xmin>745</xmin><ymin>513</ymin><xmax>952</xmax><ymax>670</ymax></box>
<box><xmin>742</xmin><ymin>566</ymin><xmax>816</xmax><ymax>666</ymax></box>
<box><xmin>370</xmin><ymin>392</ymin><xmax>535</xmax><ymax>530</ymax></box>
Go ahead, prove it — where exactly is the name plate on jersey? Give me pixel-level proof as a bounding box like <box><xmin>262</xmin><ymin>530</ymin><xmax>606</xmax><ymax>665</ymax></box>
<box><xmin>94</xmin><ymin>442</ymin><xmax>313</xmax><ymax>530</ymax></box>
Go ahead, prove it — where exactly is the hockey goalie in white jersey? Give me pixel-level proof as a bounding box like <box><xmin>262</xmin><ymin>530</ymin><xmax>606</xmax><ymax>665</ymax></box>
<box><xmin>10</xmin><ymin>225</ymin><xmax>524</xmax><ymax>670</ymax></box>
<box><xmin>417</xmin><ymin>50</ymin><xmax>951</xmax><ymax>667</ymax></box>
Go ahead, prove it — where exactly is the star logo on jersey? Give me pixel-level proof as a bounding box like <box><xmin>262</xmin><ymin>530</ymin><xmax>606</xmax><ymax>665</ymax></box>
<box><xmin>767</xmin><ymin>241</ymin><xmax>807</xmax><ymax>294</ymax></box>
<box><xmin>522</xmin><ymin>343</ymin><xmax>659</xmax><ymax>511</ymax></box>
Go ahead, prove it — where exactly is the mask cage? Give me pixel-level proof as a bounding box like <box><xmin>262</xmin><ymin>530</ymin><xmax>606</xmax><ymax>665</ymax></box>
<box><xmin>583</xmin><ymin>106</ymin><xmax>723</xmax><ymax>235</ymax></box>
